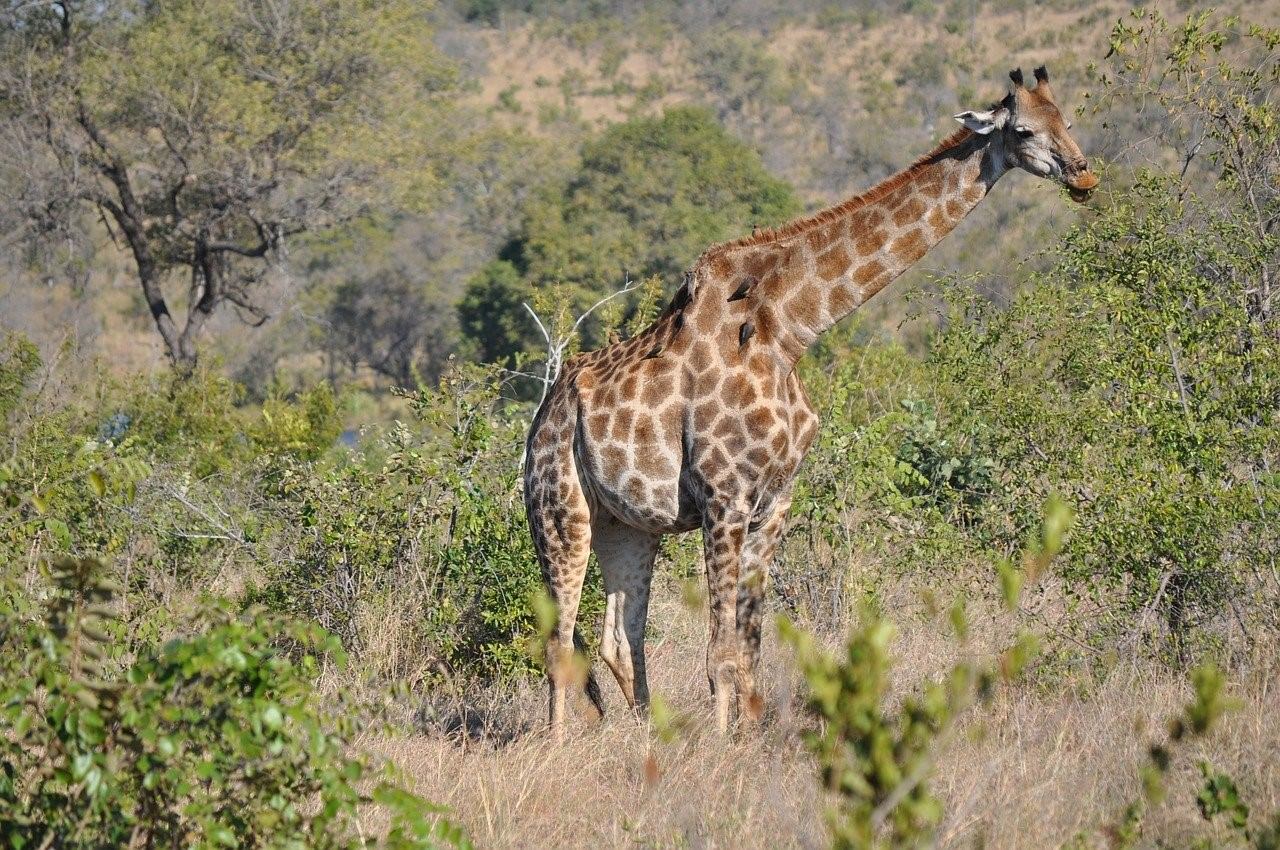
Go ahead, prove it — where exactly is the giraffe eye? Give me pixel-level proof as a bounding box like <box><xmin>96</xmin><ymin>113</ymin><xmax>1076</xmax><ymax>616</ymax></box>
<box><xmin>1015</xmin><ymin>127</ymin><xmax>1035</xmax><ymax>139</ymax></box>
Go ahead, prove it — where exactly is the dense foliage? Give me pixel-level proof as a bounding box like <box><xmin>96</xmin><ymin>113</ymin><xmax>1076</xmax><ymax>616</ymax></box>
<box><xmin>0</xmin><ymin>557</ymin><xmax>468</xmax><ymax>848</ymax></box>
<box><xmin>925</xmin><ymin>173</ymin><xmax>1280</xmax><ymax>647</ymax></box>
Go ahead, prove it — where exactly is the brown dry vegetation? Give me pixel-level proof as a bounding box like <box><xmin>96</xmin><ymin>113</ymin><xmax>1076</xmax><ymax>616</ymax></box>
<box><xmin>362</xmin><ymin>580</ymin><xmax>1280</xmax><ymax>849</ymax></box>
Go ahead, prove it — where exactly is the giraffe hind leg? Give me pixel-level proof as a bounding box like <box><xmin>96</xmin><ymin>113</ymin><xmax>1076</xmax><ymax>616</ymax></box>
<box><xmin>525</xmin><ymin>405</ymin><xmax>599</xmax><ymax>739</ymax></box>
<box><xmin>593</xmin><ymin>512</ymin><xmax>661</xmax><ymax>713</ymax></box>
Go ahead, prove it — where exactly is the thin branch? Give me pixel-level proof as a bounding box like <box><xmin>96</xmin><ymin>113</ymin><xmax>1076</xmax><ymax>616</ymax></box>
<box><xmin>869</xmin><ymin>666</ymin><xmax>977</xmax><ymax>834</ymax></box>
<box><xmin>570</xmin><ymin>277</ymin><xmax>641</xmax><ymax>339</ymax></box>
<box><xmin>1165</xmin><ymin>327</ymin><xmax>1192</xmax><ymax>420</ymax></box>
<box><xmin>165</xmin><ymin>485</ymin><xmax>248</xmax><ymax>548</ymax></box>
<box><xmin>516</xmin><ymin>277</ymin><xmax>641</xmax><ymax>467</ymax></box>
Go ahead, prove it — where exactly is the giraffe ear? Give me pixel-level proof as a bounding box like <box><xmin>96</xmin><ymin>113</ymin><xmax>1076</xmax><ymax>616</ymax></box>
<box><xmin>953</xmin><ymin>108</ymin><xmax>1006</xmax><ymax>135</ymax></box>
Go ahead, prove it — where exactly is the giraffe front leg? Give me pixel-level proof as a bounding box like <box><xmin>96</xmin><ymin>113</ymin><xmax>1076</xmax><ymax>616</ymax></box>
<box><xmin>735</xmin><ymin>497</ymin><xmax>791</xmax><ymax>730</ymax></box>
<box><xmin>703</xmin><ymin>504</ymin><xmax>747</xmax><ymax>735</ymax></box>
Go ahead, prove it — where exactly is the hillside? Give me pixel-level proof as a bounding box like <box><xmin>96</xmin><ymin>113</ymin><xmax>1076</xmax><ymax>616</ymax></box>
<box><xmin>7</xmin><ymin>0</ymin><xmax>1276</xmax><ymax>391</ymax></box>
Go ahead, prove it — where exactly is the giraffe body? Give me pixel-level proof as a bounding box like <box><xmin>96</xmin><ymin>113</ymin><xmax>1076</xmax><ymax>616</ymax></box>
<box><xmin>524</xmin><ymin>67</ymin><xmax>1098</xmax><ymax>736</ymax></box>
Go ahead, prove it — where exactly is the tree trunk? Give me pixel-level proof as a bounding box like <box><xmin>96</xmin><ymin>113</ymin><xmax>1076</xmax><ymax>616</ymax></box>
<box><xmin>79</xmin><ymin>109</ymin><xmax>199</xmax><ymax>372</ymax></box>
<box><xmin>117</xmin><ymin>219</ymin><xmax>195</xmax><ymax>371</ymax></box>
<box><xmin>110</xmin><ymin>207</ymin><xmax>191</xmax><ymax>370</ymax></box>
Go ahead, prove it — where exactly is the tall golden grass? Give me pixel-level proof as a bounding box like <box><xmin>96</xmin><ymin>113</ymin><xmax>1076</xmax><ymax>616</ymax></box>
<box><xmin>360</xmin><ymin>581</ymin><xmax>1279</xmax><ymax>849</ymax></box>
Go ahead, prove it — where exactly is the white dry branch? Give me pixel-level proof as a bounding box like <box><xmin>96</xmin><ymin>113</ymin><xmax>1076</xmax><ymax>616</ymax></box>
<box><xmin>512</xmin><ymin>278</ymin><xmax>641</xmax><ymax>471</ymax></box>
<box><xmin>520</xmin><ymin>277</ymin><xmax>640</xmax><ymax>411</ymax></box>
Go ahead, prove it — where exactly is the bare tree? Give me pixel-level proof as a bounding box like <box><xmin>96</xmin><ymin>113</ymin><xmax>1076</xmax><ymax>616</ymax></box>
<box><xmin>0</xmin><ymin>0</ymin><xmax>457</xmax><ymax>370</ymax></box>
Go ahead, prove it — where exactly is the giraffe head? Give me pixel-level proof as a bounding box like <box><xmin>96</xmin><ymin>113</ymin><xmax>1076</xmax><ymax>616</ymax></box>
<box><xmin>954</xmin><ymin>65</ymin><xmax>1099</xmax><ymax>203</ymax></box>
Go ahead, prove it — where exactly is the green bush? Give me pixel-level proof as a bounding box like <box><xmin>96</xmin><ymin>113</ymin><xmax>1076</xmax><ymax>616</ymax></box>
<box><xmin>892</xmin><ymin>399</ymin><xmax>995</xmax><ymax>517</ymax></box>
<box><xmin>0</xmin><ymin>365</ymin><xmax>342</xmax><ymax>583</ymax></box>
<box><xmin>0</xmin><ymin>557</ymin><xmax>468</xmax><ymax>849</ymax></box>
<box><xmin>459</xmin><ymin>106</ymin><xmax>801</xmax><ymax>362</ymax></box>
<box><xmin>251</xmin><ymin>363</ymin><xmax>602</xmax><ymax>682</ymax></box>
<box><xmin>920</xmin><ymin>171</ymin><xmax>1280</xmax><ymax>647</ymax></box>
<box><xmin>0</xmin><ymin>331</ymin><xmax>39</xmax><ymax>422</ymax></box>
<box><xmin>0</xmin><ymin>348</ymin><xmax>584</xmax><ymax>690</ymax></box>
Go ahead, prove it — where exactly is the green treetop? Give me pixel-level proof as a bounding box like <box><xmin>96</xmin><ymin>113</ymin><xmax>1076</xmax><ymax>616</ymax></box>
<box><xmin>459</xmin><ymin>106</ymin><xmax>801</xmax><ymax>363</ymax></box>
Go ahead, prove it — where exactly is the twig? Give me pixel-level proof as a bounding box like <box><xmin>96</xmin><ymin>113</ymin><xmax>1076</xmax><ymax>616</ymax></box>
<box><xmin>1165</xmin><ymin>327</ymin><xmax>1191</xmax><ymax>420</ymax></box>
<box><xmin>518</xmin><ymin>276</ymin><xmax>642</xmax><ymax>468</ymax></box>
<box><xmin>869</xmin><ymin>667</ymin><xmax>977</xmax><ymax>833</ymax></box>
<box><xmin>166</xmin><ymin>486</ymin><xmax>248</xmax><ymax>547</ymax></box>
<box><xmin>1124</xmin><ymin>569</ymin><xmax>1172</xmax><ymax>654</ymax></box>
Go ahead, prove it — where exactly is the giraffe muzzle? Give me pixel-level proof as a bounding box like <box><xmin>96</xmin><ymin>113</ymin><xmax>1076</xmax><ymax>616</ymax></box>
<box><xmin>1065</xmin><ymin>168</ymin><xmax>1099</xmax><ymax>203</ymax></box>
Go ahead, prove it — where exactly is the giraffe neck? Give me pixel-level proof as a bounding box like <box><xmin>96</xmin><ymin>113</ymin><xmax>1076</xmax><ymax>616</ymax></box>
<box><xmin>700</xmin><ymin>128</ymin><xmax>1008</xmax><ymax>365</ymax></box>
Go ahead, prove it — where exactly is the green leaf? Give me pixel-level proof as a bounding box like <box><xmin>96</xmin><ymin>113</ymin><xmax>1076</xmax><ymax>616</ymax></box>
<box><xmin>43</xmin><ymin>518</ymin><xmax>71</xmax><ymax>548</ymax></box>
<box><xmin>997</xmin><ymin>560</ymin><xmax>1023</xmax><ymax>611</ymax></box>
<box><xmin>260</xmin><ymin>703</ymin><xmax>283</xmax><ymax>731</ymax></box>
<box><xmin>88</xmin><ymin>469</ymin><xmax>107</xmax><ymax>498</ymax></box>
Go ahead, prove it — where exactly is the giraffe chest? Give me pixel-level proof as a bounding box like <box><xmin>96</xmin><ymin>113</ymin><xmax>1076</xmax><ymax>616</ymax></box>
<box><xmin>683</xmin><ymin>368</ymin><xmax>817</xmax><ymax>512</ymax></box>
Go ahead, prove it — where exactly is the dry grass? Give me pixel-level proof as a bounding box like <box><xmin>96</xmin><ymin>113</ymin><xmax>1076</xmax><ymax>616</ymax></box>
<box><xmin>358</xmin><ymin>579</ymin><xmax>1280</xmax><ymax>850</ymax></box>
<box><xmin>936</xmin><ymin>663</ymin><xmax>1280</xmax><ymax>849</ymax></box>
<box><xmin>364</xmin><ymin>591</ymin><xmax>825</xmax><ymax>849</ymax></box>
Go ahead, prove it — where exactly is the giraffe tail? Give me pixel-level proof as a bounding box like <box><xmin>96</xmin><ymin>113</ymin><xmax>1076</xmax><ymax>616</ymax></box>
<box><xmin>574</xmin><ymin>628</ymin><xmax>606</xmax><ymax>720</ymax></box>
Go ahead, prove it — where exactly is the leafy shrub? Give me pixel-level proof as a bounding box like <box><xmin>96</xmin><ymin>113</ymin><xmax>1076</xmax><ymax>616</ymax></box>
<box><xmin>893</xmin><ymin>399</ymin><xmax>996</xmax><ymax>515</ymax></box>
<box><xmin>0</xmin><ymin>365</ymin><xmax>343</xmax><ymax>578</ymax></box>
<box><xmin>922</xmin><ymin>171</ymin><xmax>1280</xmax><ymax>647</ymax></box>
<box><xmin>0</xmin><ymin>557</ymin><xmax>468</xmax><ymax>849</ymax></box>
<box><xmin>0</xmin><ymin>331</ymin><xmax>39</xmax><ymax>422</ymax></box>
<box><xmin>252</xmin><ymin>363</ymin><xmax>601</xmax><ymax>682</ymax></box>
<box><xmin>252</xmin><ymin>383</ymin><xmax>344</xmax><ymax>462</ymax></box>
<box><xmin>783</xmin><ymin>611</ymin><xmax>981</xmax><ymax>849</ymax></box>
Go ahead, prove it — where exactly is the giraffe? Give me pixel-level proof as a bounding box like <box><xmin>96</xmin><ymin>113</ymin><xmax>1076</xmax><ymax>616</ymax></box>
<box><xmin>524</xmin><ymin>66</ymin><xmax>1098</xmax><ymax>737</ymax></box>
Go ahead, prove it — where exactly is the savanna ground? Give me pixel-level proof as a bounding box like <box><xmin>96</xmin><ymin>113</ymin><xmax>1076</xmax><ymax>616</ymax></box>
<box><xmin>369</xmin><ymin>589</ymin><xmax>1280</xmax><ymax>849</ymax></box>
<box><xmin>2</xmin><ymin>1</ymin><xmax>1280</xmax><ymax>848</ymax></box>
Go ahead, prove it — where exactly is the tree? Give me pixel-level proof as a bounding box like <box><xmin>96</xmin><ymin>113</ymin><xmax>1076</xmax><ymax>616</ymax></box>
<box><xmin>692</xmin><ymin>32</ymin><xmax>789</xmax><ymax>122</ymax></box>
<box><xmin>459</xmin><ymin>106</ymin><xmax>801</xmax><ymax>362</ymax></box>
<box><xmin>1095</xmin><ymin>8</ymin><xmax>1278</xmax><ymax>328</ymax></box>
<box><xmin>0</xmin><ymin>0</ymin><xmax>457</xmax><ymax>370</ymax></box>
<box><xmin>457</xmin><ymin>259</ymin><xmax>541</xmax><ymax>366</ymax></box>
<box><xmin>326</xmin><ymin>270</ymin><xmax>456</xmax><ymax>387</ymax></box>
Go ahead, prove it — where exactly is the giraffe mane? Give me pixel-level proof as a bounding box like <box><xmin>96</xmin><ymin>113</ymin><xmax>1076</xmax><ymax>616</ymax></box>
<box><xmin>698</xmin><ymin>126</ymin><xmax>979</xmax><ymax>262</ymax></box>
